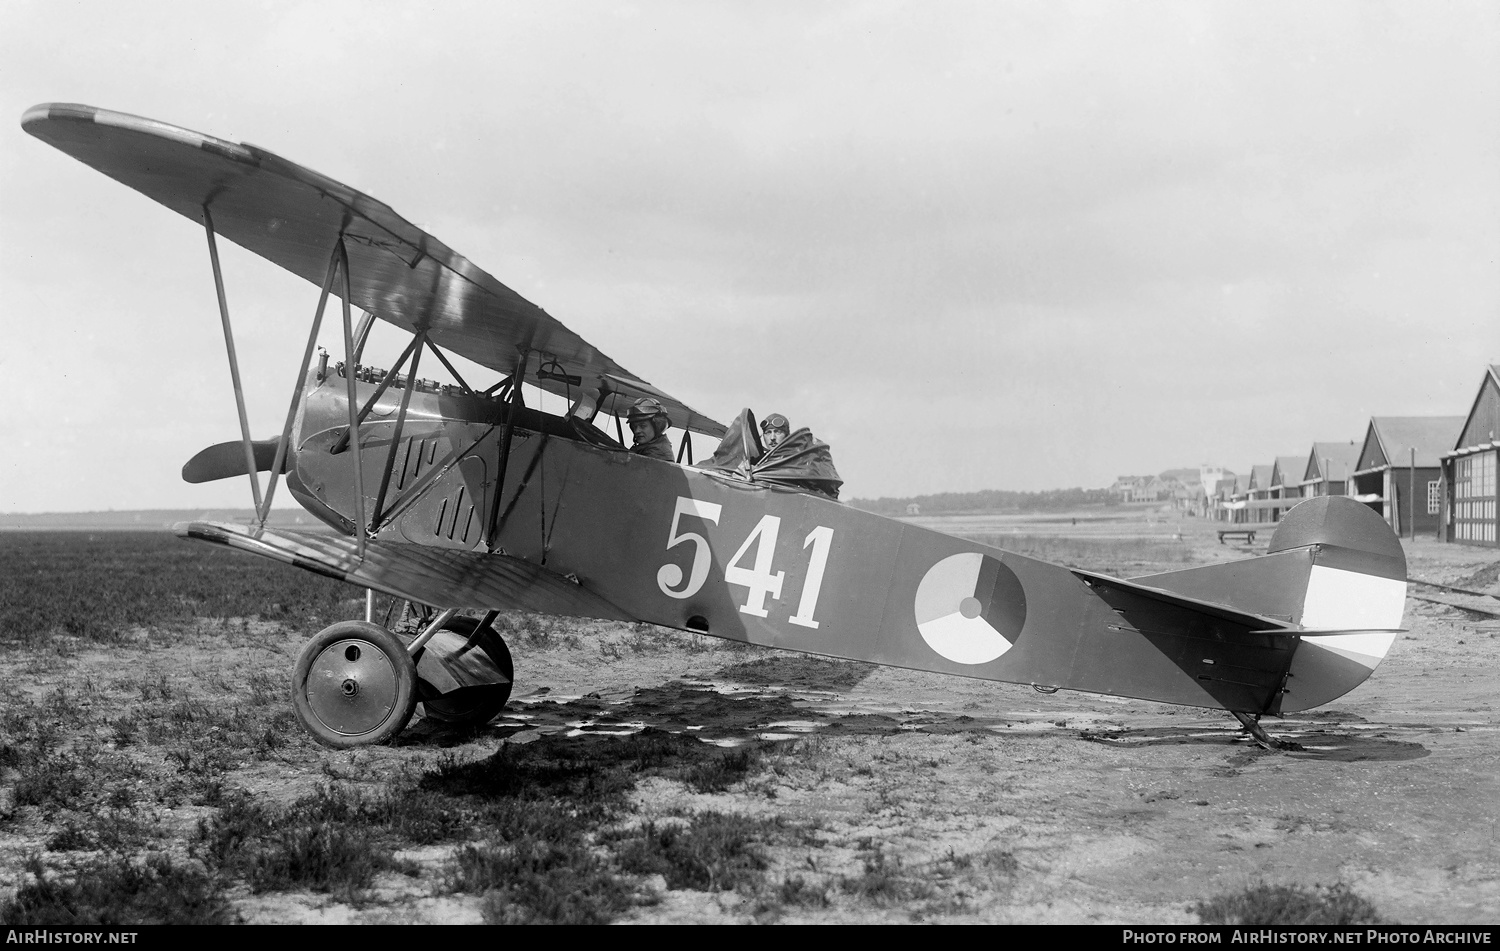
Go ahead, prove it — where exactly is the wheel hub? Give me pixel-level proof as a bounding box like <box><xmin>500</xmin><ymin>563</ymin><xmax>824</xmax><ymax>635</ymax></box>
<box><xmin>304</xmin><ymin>638</ymin><xmax>400</xmax><ymax>735</ymax></box>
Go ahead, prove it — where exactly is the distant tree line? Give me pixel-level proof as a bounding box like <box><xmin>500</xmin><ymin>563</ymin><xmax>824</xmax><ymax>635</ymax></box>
<box><xmin>849</xmin><ymin>487</ymin><xmax>1113</xmax><ymax>517</ymax></box>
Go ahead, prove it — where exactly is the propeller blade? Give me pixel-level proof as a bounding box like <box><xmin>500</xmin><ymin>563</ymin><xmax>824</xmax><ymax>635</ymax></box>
<box><xmin>182</xmin><ymin>439</ymin><xmax>286</xmax><ymax>484</ymax></box>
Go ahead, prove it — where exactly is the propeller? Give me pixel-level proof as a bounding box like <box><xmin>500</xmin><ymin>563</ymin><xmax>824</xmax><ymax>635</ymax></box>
<box><xmin>182</xmin><ymin>439</ymin><xmax>288</xmax><ymax>484</ymax></box>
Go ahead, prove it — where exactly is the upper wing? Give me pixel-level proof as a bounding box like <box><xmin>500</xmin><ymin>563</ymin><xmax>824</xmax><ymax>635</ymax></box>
<box><xmin>22</xmin><ymin>102</ymin><xmax>725</xmax><ymax>438</ymax></box>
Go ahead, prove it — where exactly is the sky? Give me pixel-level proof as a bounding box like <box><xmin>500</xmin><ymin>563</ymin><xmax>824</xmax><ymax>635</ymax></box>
<box><xmin>2</xmin><ymin>0</ymin><xmax>1496</xmax><ymax>512</ymax></box>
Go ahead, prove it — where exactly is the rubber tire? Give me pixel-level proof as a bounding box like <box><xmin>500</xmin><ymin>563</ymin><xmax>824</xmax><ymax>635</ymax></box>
<box><xmin>419</xmin><ymin>616</ymin><xmax>514</xmax><ymax>727</ymax></box>
<box><xmin>291</xmin><ymin>620</ymin><xmax>418</xmax><ymax>749</ymax></box>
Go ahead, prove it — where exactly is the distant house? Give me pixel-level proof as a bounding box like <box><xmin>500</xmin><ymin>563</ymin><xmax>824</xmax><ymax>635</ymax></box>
<box><xmin>1107</xmin><ymin>476</ymin><xmax>1138</xmax><ymax>500</ymax></box>
<box><xmin>1109</xmin><ymin>475</ymin><xmax>1169</xmax><ymax>503</ymax></box>
<box><xmin>1441</xmin><ymin>366</ymin><xmax>1499</xmax><ymax>547</ymax></box>
<box><xmin>1300</xmin><ymin>441</ymin><xmax>1362</xmax><ymax>499</ymax></box>
<box><xmin>1143</xmin><ymin>476</ymin><xmax>1170</xmax><ymax>502</ymax></box>
<box><xmin>1200</xmin><ymin>466</ymin><xmax>1239</xmax><ymax>522</ymax></box>
<box><xmin>1269</xmin><ymin>454</ymin><xmax>1309</xmax><ymax>522</ymax></box>
<box><xmin>1237</xmin><ymin>463</ymin><xmax>1276</xmax><ymax>525</ymax></box>
<box><xmin>1155</xmin><ymin>468</ymin><xmax>1202</xmax><ymax>512</ymax></box>
<box><xmin>1169</xmin><ymin>478</ymin><xmax>1198</xmax><ymax>512</ymax></box>
<box><xmin>1199</xmin><ymin>466</ymin><xmax>1232</xmax><ymax>497</ymax></box>
<box><xmin>1351</xmin><ymin>416</ymin><xmax>1465</xmax><ymax>538</ymax></box>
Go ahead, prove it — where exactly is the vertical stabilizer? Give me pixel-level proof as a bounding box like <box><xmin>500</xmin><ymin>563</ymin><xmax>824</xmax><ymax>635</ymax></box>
<box><xmin>1269</xmin><ymin>496</ymin><xmax>1406</xmax><ymax>713</ymax></box>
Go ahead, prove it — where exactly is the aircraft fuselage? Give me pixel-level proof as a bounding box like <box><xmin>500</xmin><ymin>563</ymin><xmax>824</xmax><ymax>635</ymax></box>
<box><xmin>285</xmin><ymin>366</ymin><xmax>1301</xmax><ymax>715</ymax></box>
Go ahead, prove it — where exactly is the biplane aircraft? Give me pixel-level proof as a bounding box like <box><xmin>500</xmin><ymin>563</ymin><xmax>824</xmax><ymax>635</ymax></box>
<box><xmin>23</xmin><ymin>103</ymin><xmax>1409</xmax><ymax>751</ymax></box>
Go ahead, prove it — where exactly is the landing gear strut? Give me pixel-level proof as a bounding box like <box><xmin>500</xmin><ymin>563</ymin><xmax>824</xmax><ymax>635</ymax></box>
<box><xmin>417</xmin><ymin>615</ymin><xmax>514</xmax><ymax>727</ymax></box>
<box><xmin>1231</xmin><ymin>711</ymin><xmax>1304</xmax><ymax>752</ymax></box>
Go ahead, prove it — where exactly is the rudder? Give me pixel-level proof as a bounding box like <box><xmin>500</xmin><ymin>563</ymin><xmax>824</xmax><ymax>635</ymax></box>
<box><xmin>1270</xmin><ymin>496</ymin><xmax>1406</xmax><ymax>713</ymax></box>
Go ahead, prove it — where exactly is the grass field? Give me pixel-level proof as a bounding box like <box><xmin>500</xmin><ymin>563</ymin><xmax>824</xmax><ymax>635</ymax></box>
<box><xmin>0</xmin><ymin>531</ymin><xmax>828</xmax><ymax>924</ymax></box>
<box><xmin>0</xmin><ymin>531</ymin><xmax>360</xmax><ymax>649</ymax></box>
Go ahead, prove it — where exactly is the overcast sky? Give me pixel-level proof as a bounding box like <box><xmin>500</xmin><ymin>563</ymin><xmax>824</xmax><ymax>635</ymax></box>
<box><xmin>3</xmin><ymin>0</ymin><xmax>1496</xmax><ymax>512</ymax></box>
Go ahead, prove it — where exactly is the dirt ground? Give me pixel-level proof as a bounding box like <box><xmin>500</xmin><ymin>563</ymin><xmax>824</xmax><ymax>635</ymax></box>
<box><xmin>3</xmin><ymin>524</ymin><xmax>1498</xmax><ymax>924</ymax></box>
<box><xmin>501</xmin><ymin>536</ymin><xmax>1500</xmax><ymax>924</ymax></box>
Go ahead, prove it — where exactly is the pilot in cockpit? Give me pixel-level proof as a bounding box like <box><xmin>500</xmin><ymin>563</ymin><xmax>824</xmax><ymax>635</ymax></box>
<box><xmin>627</xmin><ymin>398</ymin><xmax>676</xmax><ymax>462</ymax></box>
<box><xmin>759</xmin><ymin>413</ymin><xmax>790</xmax><ymax>452</ymax></box>
<box><xmin>700</xmin><ymin>408</ymin><xmax>842</xmax><ymax>499</ymax></box>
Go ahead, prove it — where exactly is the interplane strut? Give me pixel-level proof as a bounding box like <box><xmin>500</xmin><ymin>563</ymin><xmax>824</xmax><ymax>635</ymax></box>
<box><xmin>202</xmin><ymin>207</ymin><xmax>263</xmax><ymax>515</ymax></box>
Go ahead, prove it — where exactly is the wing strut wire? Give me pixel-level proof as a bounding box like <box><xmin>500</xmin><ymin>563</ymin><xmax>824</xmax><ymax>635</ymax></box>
<box><xmin>485</xmin><ymin>350</ymin><xmax>529</xmax><ymax>553</ymax></box>
<box><xmin>329</xmin><ymin>332</ymin><xmax>424</xmax><ymax>455</ymax></box>
<box><xmin>490</xmin><ymin>434</ymin><xmax>550</xmax><ymax>547</ymax></box>
<box><xmin>259</xmin><ymin>239</ymin><xmax>346</xmax><ymax>524</ymax></box>
<box><xmin>351</xmin><ymin>311</ymin><xmax>375</xmax><ymax>364</ymax></box>
<box><xmin>336</xmin><ymin>238</ymin><xmax>367</xmax><ymax>558</ymax></box>
<box><xmin>369</xmin><ymin>331</ymin><xmax>425</xmax><ymax>532</ymax></box>
<box><xmin>201</xmin><ymin>207</ymin><xmax>263</xmax><ymax>514</ymax></box>
<box><xmin>423</xmin><ymin>338</ymin><xmax>476</xmax><ymax>396</ymax></box>
<box><xmin>369</xmin><ymin>422</ymin><xmax>499</xmax><ymax>532</ymax></box>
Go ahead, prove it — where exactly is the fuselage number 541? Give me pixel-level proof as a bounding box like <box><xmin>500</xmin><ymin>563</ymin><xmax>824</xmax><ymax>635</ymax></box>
<box><xmin>656</xmin><ymin>496</ymin><xmax>834</xmax><ymax>629</ymax></box>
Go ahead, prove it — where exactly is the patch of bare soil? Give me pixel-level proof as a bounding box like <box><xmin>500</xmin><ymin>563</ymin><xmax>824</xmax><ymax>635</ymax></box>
<box><xmin>2</xmin><ymin>537</ymin><xmax>1497</xmax><ymax>924</ymax></box>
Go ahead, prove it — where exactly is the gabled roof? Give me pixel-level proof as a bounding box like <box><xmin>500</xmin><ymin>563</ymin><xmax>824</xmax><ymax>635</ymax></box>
<box><xmin>1449</xmin><ymin>365</ymin><xmax>1500</xmax><ymax>457</ymax></box>
<box><xmin>1247</xmin><ymin>464</ymin><xmax>1274</xmax><ymax>491</ymax></box>
<box><xmin>1302</xmin><ymin>441</ymin><xmax>1362</xmax><ymax>483</ymax></box>
<box><xmin>1271</xmin><ymin>455</ymin><xmax>1308</xmax><ymax>489</ymax></box>
<box><xmin>1355</xmin><ymin>416</ymin><xmax>1466</xmax><ymax>472</ymax></box>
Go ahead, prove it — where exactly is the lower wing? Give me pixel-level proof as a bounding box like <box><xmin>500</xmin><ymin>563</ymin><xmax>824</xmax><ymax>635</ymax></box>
<box><xmin>175</xmin><ymin>520</ymin><xmax>632</xmax><ymax>621</ymax></box>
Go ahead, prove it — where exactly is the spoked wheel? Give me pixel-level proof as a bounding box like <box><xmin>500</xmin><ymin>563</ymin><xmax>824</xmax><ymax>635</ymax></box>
<box><xmin>291</xmin><ymin>620</ymin><xmax>418</xmax><ymax>748</ymax></box>
<box><xmin>418</xmin><ymin>616</ymin><xmax>514</xmax><ymax>727</ymax></box>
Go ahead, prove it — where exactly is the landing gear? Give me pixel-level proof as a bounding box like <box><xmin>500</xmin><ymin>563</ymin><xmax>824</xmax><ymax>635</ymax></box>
<box><xmin>292</xmin><ymin>620</ymin><xmax>418</xmax><ymax>749</ymax></box>
<box><xmin>290</xmin><ymin>609</ymin><xmax>516</xmax><ymax>747</ymax></box>
<box><xmin>417</xmin><ymin>615</ymin><xmax>515</xmax><ymax>727</ymax></box>
<box><xmin>1231</xmin><ymin>711</ymin><xmax>1304</xmax><ymax>752</ymax></box>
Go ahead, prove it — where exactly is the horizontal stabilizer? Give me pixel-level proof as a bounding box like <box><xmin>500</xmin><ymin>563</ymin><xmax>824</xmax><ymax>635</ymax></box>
<box><xmin>174</xmin><ymin>520</ymin><xmax>633</xmax><ymax>622</ymax></box>
<box><xmin>183</xmin><ymin>439</ymin><xmax>286</xmax><ymax>483</ymax></box>
<box><xmin>1067</xmin><ymin>567</ymin><xmax>1300</xmax><ymax>714</ymax></box>
<box><xmin>1249</xmin><ymin>627</ymin><xmax>1406</xmax><ymax>637</ymax></box>
<box><xmin>1070</xmin><ymin>568</ymin><xmax>1297</xmax><ymax>633</ymax></box>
